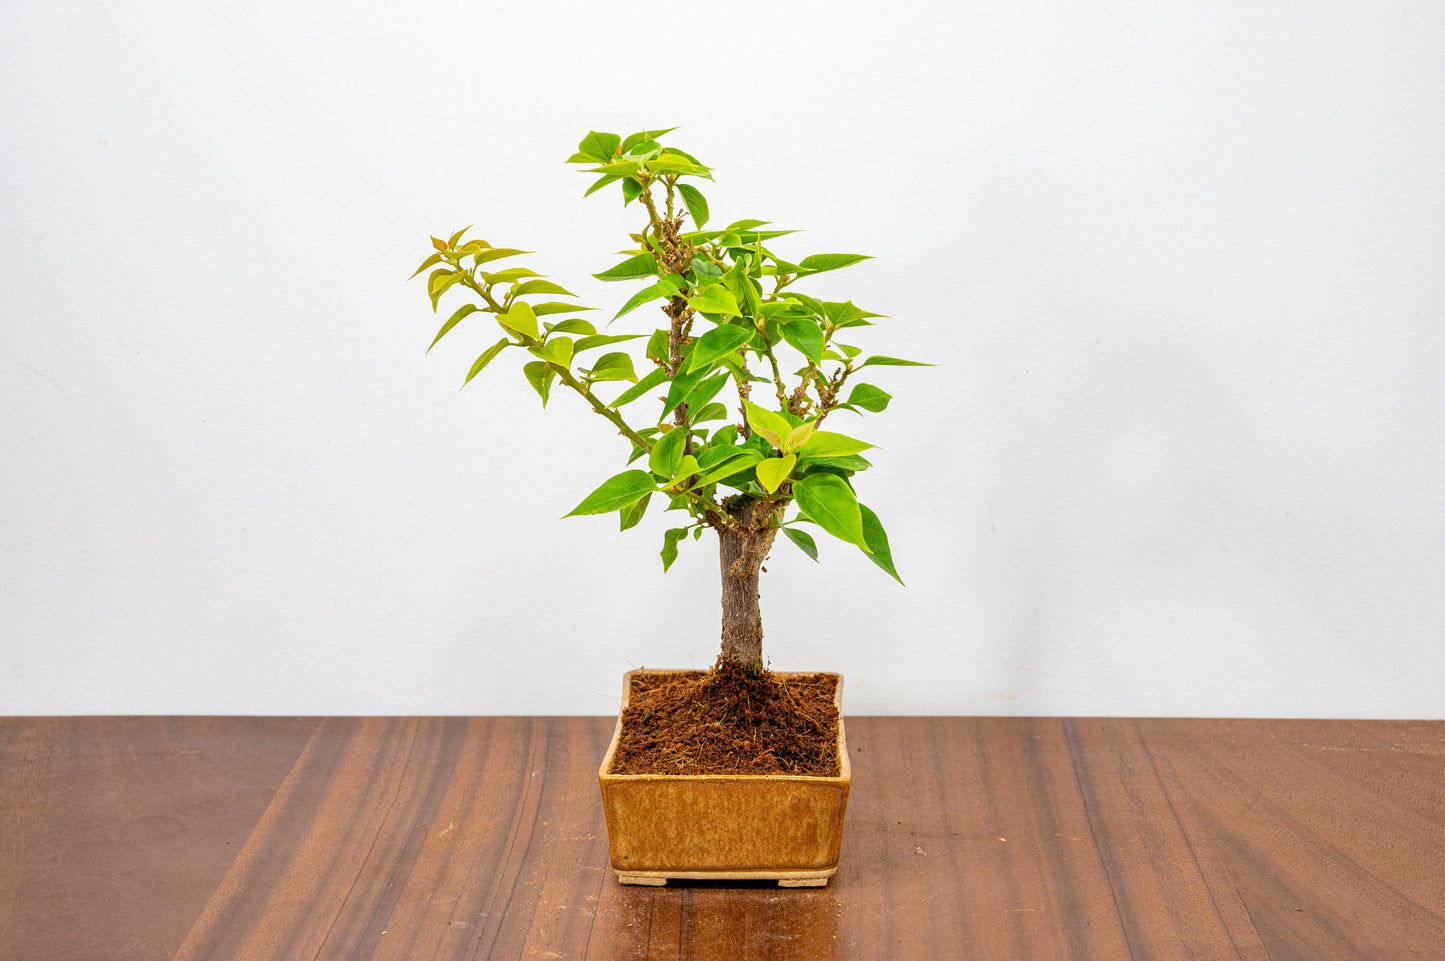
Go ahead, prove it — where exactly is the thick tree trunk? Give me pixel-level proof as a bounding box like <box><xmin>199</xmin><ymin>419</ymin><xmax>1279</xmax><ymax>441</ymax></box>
<box><xmin>717</xmin><ymin>500</ymin><xmax>778</xmax><ymax>673</ymax></box>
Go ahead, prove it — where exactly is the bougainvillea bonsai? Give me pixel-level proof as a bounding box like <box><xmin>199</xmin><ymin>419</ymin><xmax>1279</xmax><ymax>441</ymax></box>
<box><xmin>411</xmin><ymin>128</ymin><xmax>922</xmax><ymax>677</ymax></box>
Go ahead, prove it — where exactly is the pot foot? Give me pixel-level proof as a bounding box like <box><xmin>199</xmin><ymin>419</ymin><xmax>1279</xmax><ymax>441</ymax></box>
<box><xmin>617</xmin><ymin>873</ymin><xmax>668</xmax><ymax>886</ymax></box>
<box><xmin>778</xmin><ymin>877</ymin><xmax>828</xmax><ymax>887</ymax></box>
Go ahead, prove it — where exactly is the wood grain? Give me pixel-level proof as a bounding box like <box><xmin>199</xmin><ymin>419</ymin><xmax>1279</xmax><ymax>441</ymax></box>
<box><xmin>1</xmin><ymin>716</ymin><xmax>1441</xmax><ymax>960</ymax></box>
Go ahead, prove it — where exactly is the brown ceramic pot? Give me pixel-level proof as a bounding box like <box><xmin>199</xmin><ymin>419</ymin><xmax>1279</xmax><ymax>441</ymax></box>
<box><xmin>597</xmin><ymin>668</ymin><xmax>851</xmax><ymax>887</ymax></box>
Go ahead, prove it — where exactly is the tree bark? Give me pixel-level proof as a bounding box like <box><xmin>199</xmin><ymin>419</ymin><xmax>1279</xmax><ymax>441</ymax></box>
<box><xmin>717</xmin><ymin>500</ymin><xmax>777</xmax><ymax>673</ymax></box>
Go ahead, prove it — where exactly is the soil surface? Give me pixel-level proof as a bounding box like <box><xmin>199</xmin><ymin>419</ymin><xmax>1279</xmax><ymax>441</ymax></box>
<box><xmin>608</xmin><ymin>660</ymin><xmax>841</xmax><ymax>776</ymax></box>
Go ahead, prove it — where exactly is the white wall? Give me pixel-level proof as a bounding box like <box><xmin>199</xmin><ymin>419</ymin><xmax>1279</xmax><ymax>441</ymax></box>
<box><xmin>3</xmin><ymin>0</ymin><xmax>1443</xmax><ymax>717</ymax></box>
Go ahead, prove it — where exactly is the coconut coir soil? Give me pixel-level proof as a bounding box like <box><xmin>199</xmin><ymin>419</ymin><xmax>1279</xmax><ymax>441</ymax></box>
<box><xmin>608</xmin><ymin>659</ymin><xmax>840</xmax><ymax>777</ymax></box>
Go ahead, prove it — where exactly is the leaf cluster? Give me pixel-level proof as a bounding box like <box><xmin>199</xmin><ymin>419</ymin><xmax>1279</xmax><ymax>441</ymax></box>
<box><xmin>412</xmin><ymin>128</ymin><xmax>929</xmax><ymax>582</ymax></box>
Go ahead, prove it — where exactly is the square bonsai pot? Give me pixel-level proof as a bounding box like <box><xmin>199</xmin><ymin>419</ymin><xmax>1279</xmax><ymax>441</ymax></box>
<box><xmin>598</xmin><ymin>668</ymin><xmax>851</xmax><ymax>887</ymax></box>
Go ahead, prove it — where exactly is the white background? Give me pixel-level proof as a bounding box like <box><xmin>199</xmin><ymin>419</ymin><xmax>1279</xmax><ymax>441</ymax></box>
<box><xmin>4</xmin><ymin>1</ymin><xmax>1443</xmax><ymax>717</ymax></box>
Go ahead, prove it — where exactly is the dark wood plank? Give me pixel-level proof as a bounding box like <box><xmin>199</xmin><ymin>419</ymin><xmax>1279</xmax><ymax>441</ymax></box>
<box><xmin>1139</xmin><ymin>719</ymin><xmax>1445</xmax><ymax>961</ymax></box>
<box><xmin>0</xmin><ymin>716</ymin><xmax>318</xmax><ymax>961</ymax></box>
<box><xmin>2</xmin><ymin>716</ymin><xmax>1441</xmax><ymax>960</ymax></box>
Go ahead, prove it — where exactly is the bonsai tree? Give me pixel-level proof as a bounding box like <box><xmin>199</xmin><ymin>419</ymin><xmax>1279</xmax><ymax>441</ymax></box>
<box><xmin>412</xmin><ymin>128</ymin><xmax>923</xmax><ymax>675</ymax></box>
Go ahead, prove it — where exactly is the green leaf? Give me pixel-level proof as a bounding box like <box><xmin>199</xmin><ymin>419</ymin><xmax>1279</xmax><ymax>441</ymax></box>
<box><xmin>783</xmin><ymin>422</ymin><xmax>815</xmax><ymax>453</ymax></box>
<box><xmin>649</xmin><ymin>427</ymin><xmax>687</xmax><ymax>479</ymax></box>
<box><xmin>622</xmin><ymin>128</ymin><xmax>677</xmax><ymax>152</ymax></box>
<box><xmin>780</xmin><ymin>319</ymin><xmax>826</xmax><ymax>362</ymax></box>
<box><xmin>512</xmin><ymin>279</ymin><xmax>577</xmax><ymax>298</ymax></box>
<box><xmin>522</xmin><ymin>360</ymin><xmax>554</xmax><ymax>406</ymax></box>
<box><xmin>472</xmin><ymin>247</ymin><xmax>531</xmax><ymax>266</ymax></box>
<box><xmin>692</xmin><ymin>448</ymin><xmax>764</xmax><ymax>487</ymax></box>
<box><xmin>660</xmin><ymin>527</ymin><xmax>689</xmax><ymax>572</ymax></box>
<box><xmin>782</xmin><ymin>527</ymin><xmax>819</xmax><ymax>562</ymax></box>
<box><xmin>531</xmin><ymin>302</ymin><xmax>598</xmax><ymax>316</ymax></box>
<box><xmin>798</xmin><ymin>430</ymin><xmax>875</xmax><ymax>458</ymax></box>
<box><xmin>528</xmin><ymin>337</ymin><xmax>573</xmax><ymax>367</ymax></box>
<box><xmin>462</xmin><ymin>338</ymin><xmax>511</xmax><ymax>387</ymax></box>
<box><xmin>692</xmin><ymin>402</ymin><xmax>728</xmax><ymax>423</ymax></box>
<box><xmin>614</xmin><ymin>277</ymin><xmax>682</xmax><ymax>321</ymax></box>
<box><xmin>428</xmin><ymin>303</ymin><xmax>478</xmax><ymax>352</ymax></box>
<box><xmin>678</xmin><ymin>183</ymin><xmax>709</xmax><ymax>228</ymax></box>
<box><xmin>798</xmin><ymin>253</ymin><xmax>872</xmax><ymax>275</ymax></box>
<box><xmin>497</xmin><ymin>302</ymin><xmax>539</xmax><ymax>340</ymax></box>
<box><xmin>446</xmin><ymin>225</ymin><xmax>472</xmax><ymax>248</ymax></box>
<box><xmin>575</xmin><ymin>130</ymin><xmax>621</xmax><ymax>164</ymax></box>
<box><xmin>697</xmin><ymin>443</ymin><xmax>745</xmax><ymax>469</ymax></box>
<box><xmin>823</xmin><ymin>301</ymin><xmax>885</xmax><ymax>328</ymax></box>
<box><xmin>622</xmin><ymin>178</ymin><xmax>644</xmax><ymax>206</ymax></box>
<box><xmin>688</xmin><ymin>325</ymin><xmax>751</xmax><ymax>373</ymax></box>
<box><xmin>756</xmin><ymin>453</ymin><xmax>796</xmax><ymax>494</ymax></box>
<box><xmin>428</xmin><ymin>268</ymin><xmax>462</xmax><ymax>311</ymax></box>
<box><xmin>587</xmin><ymin>160</ymin><xmax>641</xmax><ymax>179</ymax></box>
<box><xmin>845</xmin><ymin>383</ymin><xmax>892</xmax><ymax>412</ymax></box>
<box><xmin>585</xmin><ymin>173</ymin><xmax>622</xmax><ymax>197</ymax></box>
<box><xmin>608</xmin><ymin>365</ymin><xmax>667</xmax><ymax>407</ymax></box>
<box><xmin>782</xmin><ymin>291</ymin><xmax>825</xmax><ymax>318</ymax></box>
<box><xmin>859</xmin><ymin>504</ymin><xmax>902</xmax><ymax>583</ymax></box>
<box><xmin>565</xmin><ymin>469</ymin><xmax>656</xmax><ymax>517</ymax></box>
<box><xmin>743</xmin><ymin>401</ymin><xmax>793</xmax><ymax>450</ymax></box>
<box><xmin>660</xmin><ymin>363</ymin><xmax>710</xmax><ymax>418</ymax></box>
<box><xmin>801</xmin><ymin>454</ymin><xmax>872</xmax><ymax>472</ymax></box>
<box><xmin>685</xmin><ymin>371</ymin><xmax>730</xmax><ymax>410</ymax></box>
<box><xmin>574</xmin><ymin>333</ymin><xmax>643</xmax><ymax>353</ymax></box>
<box><xmin>594</xmin><ymin>252</ymin><xmax>658</xmax><ymax>282</ymax></box>
<box><xmin>619</xmin><ymin>492</ymin><xmax>650</xmax><ymax>532</ymax></box>
<box><xmin>859</xmin><ymin>355</ymin><xmax>933</xmax><ymax>368</ymax></box>
<box><xmin>584</xmin><ymin>351</ymin><xmax>637</xmax><ymax>382</ymax></box>
<box><xmin>545</xmin><ymin>318</ymin><xmax>597</xmax><ymax>336</ymax></box>
<box><xmin>668</xmin><ymin>454</ymin><xmax>700</xmax><ymax>486</ymax></box>
<box><xmin>480</xmin><ymin>267</ymin><xmax>542</xmax><ymax>285</ymax></box>
<box><xmin>687</xmin><ymin>286</ymin><xmax>740</xmax><ymax>318</ymax></box>
<box><xmin>409</xmin><ymin>251</ymin><xmax>443</xmax><ymax>280</ymax></box>
<box><xmin>793</xmin><ymin>474</ymin><xmax>868</xmax><ymax>551</ymax></box>
<box><xmin>647</xmin><ymin>155</ymin><xmax>711</xmax><ymax>177</ymax></box>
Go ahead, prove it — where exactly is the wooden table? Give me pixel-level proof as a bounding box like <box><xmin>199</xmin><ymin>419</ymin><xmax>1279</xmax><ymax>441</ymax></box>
<box><xmin>2</xmin><ymin>716</ymin><xmax>1441</xmax><ymax>960</ymax></box>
